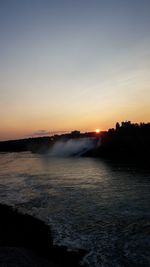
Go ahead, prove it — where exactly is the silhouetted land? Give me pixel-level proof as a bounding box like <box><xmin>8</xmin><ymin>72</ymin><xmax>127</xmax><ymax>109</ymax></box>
<box><xmin>88</xmin><ymin>121</ymin><xmax>150</xmax><ymax>163</ymax></box>
<box><xmin>0</xmin><ymin>121</ymin><xmax>150</xmax><ymax>162</ymax></box>
<box><xmin>0</xmin><ymin>137</ymin><xmax>51</xmax><ymax>153</ymax></box>
<box><xmin>0</xmin><ymin>203</ymin><xmax>86</xmax><ymax>267</ymax></box>
<box><xmin>0</xmin><ymin>132</ymin><xmax>95</xmax><ymax>153</ymax></box>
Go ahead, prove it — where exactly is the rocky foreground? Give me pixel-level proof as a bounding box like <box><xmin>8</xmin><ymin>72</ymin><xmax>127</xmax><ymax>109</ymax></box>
<box><xmin>0</xmin><ymin>203</ymin><xmax>86</xmax><ymax>267</ymax></box>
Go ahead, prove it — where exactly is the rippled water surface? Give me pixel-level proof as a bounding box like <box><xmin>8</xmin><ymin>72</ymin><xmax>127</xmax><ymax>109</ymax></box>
<box><xmin>0</xmin><ymin>152</ymin><xmax>150</xmax><ymax>266</ymax></box>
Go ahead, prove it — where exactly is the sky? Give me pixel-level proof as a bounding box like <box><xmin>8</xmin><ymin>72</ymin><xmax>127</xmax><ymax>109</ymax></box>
<box><xmin>0</xmin><ymin>0</ymin><xmax>150</xmax><ymax>140</ymax></box>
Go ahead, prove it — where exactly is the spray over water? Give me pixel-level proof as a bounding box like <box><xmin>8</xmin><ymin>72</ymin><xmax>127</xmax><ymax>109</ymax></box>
<box><xmin>48</xmin><ymin>138</ymin><xmax>96</xmax><ymax>157</ymax></box>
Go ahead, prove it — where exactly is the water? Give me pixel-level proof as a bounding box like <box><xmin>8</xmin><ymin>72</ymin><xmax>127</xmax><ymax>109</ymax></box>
<box><xmin>0</xmin><ymin>152</ymin><xmax>150</xmax><ymax>266</ymax></box>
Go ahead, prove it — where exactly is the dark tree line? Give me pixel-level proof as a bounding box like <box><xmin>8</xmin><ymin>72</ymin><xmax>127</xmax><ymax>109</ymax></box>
<box><xmin>94</xmin><ymin>121</ymin><xmax>150</xmax><ymax>162</ymax></box>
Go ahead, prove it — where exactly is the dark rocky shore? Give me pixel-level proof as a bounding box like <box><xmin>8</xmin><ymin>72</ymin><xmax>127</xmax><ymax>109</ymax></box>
<box><xmin>0</xmin><ymin>203</ymin><xmax>86</xmax><ymax>267</ymax></box>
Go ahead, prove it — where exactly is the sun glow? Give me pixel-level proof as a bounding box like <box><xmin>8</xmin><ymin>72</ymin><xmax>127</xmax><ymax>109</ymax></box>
<box><xmin>95</xmin><ymin>129</ymin><xmax>100</xmax><ymax>133</ymax></box>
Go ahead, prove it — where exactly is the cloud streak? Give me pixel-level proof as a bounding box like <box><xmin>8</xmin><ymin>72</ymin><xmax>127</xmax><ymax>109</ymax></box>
<box><xmin>32</xmin><ymin>130</ymin><xmax>51</xmax><ymax>137</ymax></box>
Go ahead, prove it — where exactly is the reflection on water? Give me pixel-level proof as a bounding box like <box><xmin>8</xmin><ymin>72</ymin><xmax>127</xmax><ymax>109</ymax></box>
<box><xmin>0</xmin><ymin>152</ymin><xmax>150</xmax><ymax>266</ymax></box>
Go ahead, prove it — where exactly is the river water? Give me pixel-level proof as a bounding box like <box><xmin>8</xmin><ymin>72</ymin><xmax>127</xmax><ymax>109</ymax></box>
<box><xmin>0</xmin><ymin>152</ymin><xmax>149</xmax><ymax>266</ymax></box>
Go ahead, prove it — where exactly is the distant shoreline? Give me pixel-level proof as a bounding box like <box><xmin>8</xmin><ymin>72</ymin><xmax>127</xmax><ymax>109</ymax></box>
<box><xmin>0</xmin><ymin>121</ymin><xmax>150</xmax><ymax>163</ymax></box>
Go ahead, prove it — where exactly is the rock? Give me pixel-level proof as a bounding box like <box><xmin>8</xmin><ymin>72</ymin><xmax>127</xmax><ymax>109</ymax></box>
<box><xmin>0</xmin><ymin>203</ymin><xmax>87</xmax><ymax>267</ymax></box>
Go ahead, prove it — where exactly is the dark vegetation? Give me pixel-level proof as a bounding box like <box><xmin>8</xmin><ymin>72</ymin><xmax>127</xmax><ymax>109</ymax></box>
<box><xmin>90</xmin><ymin>121</ymin><xmax>150</xmax><ymax>162</ymax></box>
<box><xmin>0</xmin><ymin>203</ymin><xmax>86</xmax><ymax>267</ymax></box>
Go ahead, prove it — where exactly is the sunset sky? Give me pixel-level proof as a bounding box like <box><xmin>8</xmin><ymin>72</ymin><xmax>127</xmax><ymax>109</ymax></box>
<box><xmin>0</xmin><ymin>0</ymin><xmax>150</xmax><ymax>140</ymax></box>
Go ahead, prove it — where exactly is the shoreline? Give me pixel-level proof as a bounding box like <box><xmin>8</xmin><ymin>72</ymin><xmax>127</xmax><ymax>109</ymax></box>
<box><xmin>0</xmin><ymin>203</ymin><xmax>86</xmax><ymax>267</ymax></box>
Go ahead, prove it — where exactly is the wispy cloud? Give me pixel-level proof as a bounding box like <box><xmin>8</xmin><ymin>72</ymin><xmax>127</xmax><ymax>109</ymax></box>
<box><xmin>32</xmin><ymin>130</ymin><xmax>51</xmax><ymax>137</ymax></box>
<box><xmin>30</xmin><ymin>130</ymin><xmax>69</xmax><ymax>137</ymax></box>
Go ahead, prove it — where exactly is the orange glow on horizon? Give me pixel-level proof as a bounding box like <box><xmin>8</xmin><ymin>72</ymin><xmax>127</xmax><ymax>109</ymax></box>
<box><xmin>95</xmin><ymin>129</ymin><xmax>100</xmax><ymax>133</ymax></box>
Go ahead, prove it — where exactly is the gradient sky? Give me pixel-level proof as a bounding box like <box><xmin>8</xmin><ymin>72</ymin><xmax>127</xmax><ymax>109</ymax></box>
<box><xmin>0</xmin><ymin>0</ymin><xmax>150</xmax><ymax>140</ymax></box>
